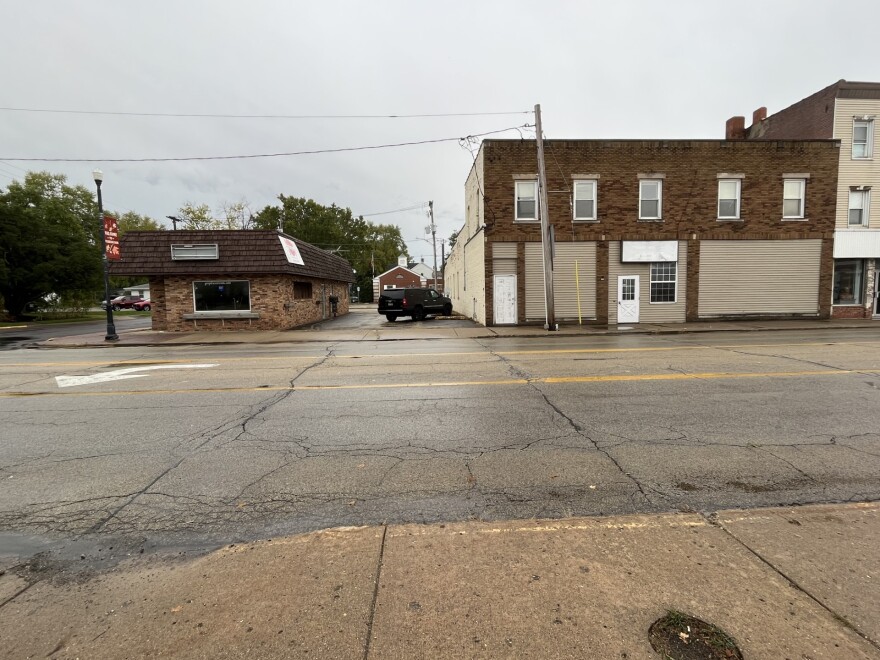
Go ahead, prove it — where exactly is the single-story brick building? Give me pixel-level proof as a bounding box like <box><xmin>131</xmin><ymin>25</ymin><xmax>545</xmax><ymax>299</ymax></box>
<box><xmin>111</xmin><ymin>230</ymin><xmax>356</xmax><ymax>331</ymax></box>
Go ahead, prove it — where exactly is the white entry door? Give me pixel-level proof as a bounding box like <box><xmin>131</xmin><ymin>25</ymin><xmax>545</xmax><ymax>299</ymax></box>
<box><xmin>617</xmin><ymin>275</ymin><xmax>639</xmax><ymax>323</ymax></box>
<box><xmin>494</xmin><ymin>275</ymin><xmax>517</xmax><ymax>325</ymax></box>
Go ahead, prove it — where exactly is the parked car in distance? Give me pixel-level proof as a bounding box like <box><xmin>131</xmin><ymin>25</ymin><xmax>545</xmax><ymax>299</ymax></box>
<box><xmin>101</xmin><ymin>295</ymin><xmax>142</xmax><ymax>311</ymax></box>
<box><xmin>132</xmin><ymin>299</ymin><xmax>152</xmax><ymax>311</ymax></box>
<box><xmin>378</xmin><ymin>288</ymin><xmax>452</xmax><ymax>322</ymax></box>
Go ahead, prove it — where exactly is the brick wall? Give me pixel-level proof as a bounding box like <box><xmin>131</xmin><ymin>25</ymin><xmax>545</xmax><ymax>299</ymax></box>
<box><xmin>156</xmin><ymin>273</ymin><xmax>350</xmax><ymax>331</ymax></box>
<box><xmin>744</xmin><ymin>81</ymin><xmax>839</xmax><ymax>139</ymax></box>
<box><xmin>479</xmin><ymin>139</ymin><xmax>839</xmax><ymax>324</ymax></box>
<box><xmin>378</xmin><ymin>268</ymin><xmax>422</xmax><ymax>291</ymax></box>
<box><xmin>482</xmin><ymin>140</ymin><xmax>839</xmax><ymax>241</ymax></box>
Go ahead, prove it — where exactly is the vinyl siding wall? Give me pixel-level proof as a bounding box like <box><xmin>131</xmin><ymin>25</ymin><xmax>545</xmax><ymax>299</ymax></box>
<box><xmin>833</xmin><ymin>99</ymin><xmax>880</xmax><ymax>231</ymax></box>
<box><xmin>608</xmin><ymin>241</ymin><xmax>687</xmax><ymax>324</ymax></box>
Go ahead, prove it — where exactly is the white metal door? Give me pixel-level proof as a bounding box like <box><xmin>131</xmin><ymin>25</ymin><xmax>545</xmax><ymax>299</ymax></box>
<box><xmin>617</xmin><ymin>275</ymin><xmax>639</xmax><ymax>323</ymax></box>
<box><xmin>494</xmin><ymin>275</ymin><xmax>517</xmax><ymax>325</ymax></box>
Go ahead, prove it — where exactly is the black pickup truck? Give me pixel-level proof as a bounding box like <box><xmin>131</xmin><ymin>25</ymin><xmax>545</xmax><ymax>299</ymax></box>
<box><xmin>377</xmin><ymin>288</ymin><xmax>452</xmax><ymax>322</ymax></box>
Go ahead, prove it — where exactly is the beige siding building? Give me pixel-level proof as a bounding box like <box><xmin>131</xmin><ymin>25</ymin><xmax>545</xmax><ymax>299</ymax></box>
<box><xmin>739</xmin><ymin>80</ymin><xmax>880</xmax><ymax>318</ymax></box>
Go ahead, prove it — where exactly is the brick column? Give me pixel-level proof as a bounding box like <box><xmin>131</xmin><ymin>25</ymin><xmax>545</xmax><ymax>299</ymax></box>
<box><xmin>686</xmin><ymin>239</ymin><xmax>700</xmax><ymax>322</ymax></box>
<box><xmin>596</xmin><ymin>241</ymin><xmax>609</xmax><ymax>325</ymax></box>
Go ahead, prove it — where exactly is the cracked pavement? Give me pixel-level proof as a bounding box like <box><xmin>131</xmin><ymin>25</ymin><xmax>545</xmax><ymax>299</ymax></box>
<box><xmin>1</xmin><ymin>327</ymin><xmax>879</xmax><ymax>557</ymax></box>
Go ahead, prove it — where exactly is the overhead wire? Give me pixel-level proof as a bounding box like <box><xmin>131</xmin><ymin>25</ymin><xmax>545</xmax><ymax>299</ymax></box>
<box><xmin>0</xmin><ymin>124</ymin><xmax>534</xmax><ymax>163</ymax></box>
<box><xmin>0</xmin><ymin>107</ymin><xmax>533</xmax><ymax>120</ymax></box>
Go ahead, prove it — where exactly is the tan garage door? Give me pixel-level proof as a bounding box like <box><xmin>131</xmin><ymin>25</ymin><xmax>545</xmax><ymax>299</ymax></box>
<box><xmin>698</xmin><ymin>240</ymin><xmax>821</xmax><ymax>316</ymax></box>
<box><xmin>525</xmin><ymin>243</ymin><xmax>544</xmax><ymax>320</ymax></box>
<box><xmin>554</xmin><ymin>243</ymin><xmax>596</xmax><ymax>320</ymax></box>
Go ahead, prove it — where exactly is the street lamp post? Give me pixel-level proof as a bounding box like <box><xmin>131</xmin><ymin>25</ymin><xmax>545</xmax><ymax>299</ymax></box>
<box><xmin>93</xmin><ymin>169</ymin><xmax>118</xmax><ymax>341</ymax></box>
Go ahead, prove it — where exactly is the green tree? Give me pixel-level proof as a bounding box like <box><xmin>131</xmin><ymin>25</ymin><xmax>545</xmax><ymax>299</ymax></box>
<box><xmin>0</xmin><ymin>172</ymin><xmax>103</xmax><ymax>318</ymax></box>
<box><xmin>117</xmin><ymin>210</ymin><xmax>163</xmax><ymax>235</ymax></box>
<box><xmin>448</xmin><ymin>229</ymin><xmax>459</xmax><ymax>249</ymax></box>
<box><xmin>177</xmin><ymin>202</ymin><xmax>215</xmax><ymax>230</ymax></box>
<box><xmin>253</xmin><ymin>195</ymin><xmax>407</xmax><ymax>302</ymax></box>
<box><xmin>175</xmin><ymin>201</ymin><xmax>254</xmax><ymax>230</ymax></box>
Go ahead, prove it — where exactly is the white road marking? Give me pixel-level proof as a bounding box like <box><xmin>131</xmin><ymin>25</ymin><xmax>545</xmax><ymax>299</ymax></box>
<box><xmin>55</xmin><ymin>364</ymin><xmax>218</xmax><ymax>388</ymax></box>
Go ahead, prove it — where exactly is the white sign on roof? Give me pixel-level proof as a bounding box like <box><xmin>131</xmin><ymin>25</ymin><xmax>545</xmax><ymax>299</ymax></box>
<box><xmin>279</xmin><ymin>236</ymin><xmax>305</xmax><ymax>265</ymax></box>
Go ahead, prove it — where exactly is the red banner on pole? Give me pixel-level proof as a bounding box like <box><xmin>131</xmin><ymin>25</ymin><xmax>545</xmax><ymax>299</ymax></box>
<box><xmin>104</xmin><ymin>215</ymin><xmax>120</xmax><ymax>261</ymax></box>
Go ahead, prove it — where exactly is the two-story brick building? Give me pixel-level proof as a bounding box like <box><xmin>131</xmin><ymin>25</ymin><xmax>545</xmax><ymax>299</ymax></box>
<box><xmin>727</xmin><ymin>80</ymin><xmax>880</xmax><ymax>318</ymax></box>
<box><xmin>444</xmin><ymin>139</ymin><xmax>839</xmax><ymax>326</ymax></box>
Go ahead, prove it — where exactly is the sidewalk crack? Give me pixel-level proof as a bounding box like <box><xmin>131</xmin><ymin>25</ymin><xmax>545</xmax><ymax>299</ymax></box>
<box><xmin>363</xmin><ymin>525</ymin><xmax>387</xmax><ymax>660</ymax></box>
<box><xmin>701</xmin><ymin>512</ymin><xmax>880</xmax><ymax>652</ymax></box>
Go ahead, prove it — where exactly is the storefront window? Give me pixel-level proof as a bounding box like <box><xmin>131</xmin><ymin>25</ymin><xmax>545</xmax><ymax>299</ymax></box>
<box><xmin>193</xmin><ymin>280</ymin><xmax>251</xmax><ymax>311</ymax></box>
<box><xmin>833</xmin><ymin>260</ymin><xmax>864</xmax><ymax>305</ymax></box>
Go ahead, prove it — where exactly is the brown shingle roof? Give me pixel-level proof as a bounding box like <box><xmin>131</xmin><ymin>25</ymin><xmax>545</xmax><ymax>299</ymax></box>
<box><xmin>110</xmin><ymin>230</ymin><xmax>355</xmax><ymax>283</ymax></box>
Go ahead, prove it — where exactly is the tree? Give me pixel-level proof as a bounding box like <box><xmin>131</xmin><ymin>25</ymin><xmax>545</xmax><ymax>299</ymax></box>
<box><xmin>175</xmin><ymin>201</ymin><xmax>254</xmax><ymax>230</ymax></box>
<box><xmin>176</xmin><ymin>202</ymin><xmax>215</xmax><ymax>230</ymax></box>
<box><xmin>117</xmin><ymin>210</ymin><xmax>163</xmax><ymax>235</ymax></box>
<box><xmin>0</xmin><ymin>172</ymin><xmax>103</xmax><ymax>318</ymax></box>
<box><xmin>448</xmin><ymin>229</ymin><xmax>460</xmax><ymax>250</ymax></box>
<box><xmin>253</xmin><ymin>195</ymin><xmax>407</xmax><ymax>302</ymax></box>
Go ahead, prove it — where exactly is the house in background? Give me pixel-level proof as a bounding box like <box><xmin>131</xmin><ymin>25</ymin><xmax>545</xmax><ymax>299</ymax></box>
<box><xmin>111</xmin><ymin>230</ymin><xmax>355</xmax><ymax>331</ymax></box>
<box><xmin>122</xmin><ymin>283</ymin><xmax>150</xmax><ymax>299</ymax></box>
<box><xmin>372</xmin><ymin>256</ymin><xmax>426</xmax><ymax>300</ymax></box>
<box><xmin>408</xmin><ymin>259</ymin><xmax>443</xmax><ymax>289</ymax></box>
<box><xmin>727</xmin><ymin>80</ymin><xmax>880</xmax><ymax>318</ymax></box>
<box><xmin>444</xmin><ymin>138</ymin><xmax>839</xmax><ymax>326</ymax></box>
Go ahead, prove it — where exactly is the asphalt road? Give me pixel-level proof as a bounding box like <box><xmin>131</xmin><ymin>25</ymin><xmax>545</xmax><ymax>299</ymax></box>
<box><xmin>1</xmin><ymin>327</ymin><xmax>879</xmax><ymax>558</ymax></box>
<box><xmin>0</xmin><ymin>314</ymin><xmax>153</xmax><ymax>350</ymax></box>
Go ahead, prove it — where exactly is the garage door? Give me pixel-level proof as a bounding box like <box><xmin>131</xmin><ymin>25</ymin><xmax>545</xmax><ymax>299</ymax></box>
<box><xmin>554</xmin><ymin>243</ymin><xmax>596</xmax><ymax>320</ymax></box>
<box><xmin>525</xmin><ymin>243</ymin><xmax>544</xmax><ymax>320</ymax></box>
<box><xmin>698</xmin><ymin>240</ymin><xmax>821</xmax><ymax>316</ymax></box>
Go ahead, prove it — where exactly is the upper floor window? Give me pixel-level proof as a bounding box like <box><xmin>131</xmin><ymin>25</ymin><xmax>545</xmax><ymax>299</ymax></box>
<box><xmin>717</xmin><ymin>179</ymin><xmax>741</xmax><ymax>220</ymax></box>
<box><xmin>853</xmin><ymin>119</ymin><xmax>874</xmax><ymax>159</ymax></box>
<box><xmin>515</xmin><ymin>180</ymin><xmax>537</xmax><ymax>221</ymax></box>
<box><xmin>782</xmin><ymin>179</ymin><xmax>806</xmax><ymax>219</ymax></box>
<box><xmin>639</xmin><ymin>179</ymin><xmax>662</xmax><ymax>220</ymax></box>
<box><xmin>573</xmin><ymin>180</ymin><xmax>597</xmax><ymax>221</ymax></box>
<box><xmin>849</xmin><ymin>189</ymin><xmax>870</xmax><ymax>226</ymax></box>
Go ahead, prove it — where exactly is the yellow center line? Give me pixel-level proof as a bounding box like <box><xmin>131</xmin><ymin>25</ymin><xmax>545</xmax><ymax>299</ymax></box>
<box><xmin>2</xmin><ymin>340</ymin><xmax>879</xmax><ymax>368</ymax></box>
<box><xmin>0</xmin><ymin>369</ymin><xmax>855</xmax><ymax>398</ymax></box>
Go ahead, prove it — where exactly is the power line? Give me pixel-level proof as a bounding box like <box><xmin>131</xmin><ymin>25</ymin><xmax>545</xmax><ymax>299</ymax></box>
<box><xmin>0</xmin><ymin>106</ymin><xmax>533</xmax><ymax>120</ymax></box>
<box><xmin>359</xmin><ymin>203</ymin><xmax>427</xmax><ymax>217</ymax></box>
<box><xmin>0</xmin><ymin>125</ymin><xmax>533</xmax><ymax>163</ymax></box>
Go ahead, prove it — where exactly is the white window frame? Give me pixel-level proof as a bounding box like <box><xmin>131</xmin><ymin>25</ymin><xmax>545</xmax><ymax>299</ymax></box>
<box><xmin>717</xmin><ymin>179</ymin><xmax>741</xmax><ymax>220</ymax></box>
<box><xmin>852</xmin><ymin>119</ymin><xmax>874</xmax><ymax>159</ymax></box>
<box><xmin>639</xmin><ymin>179</ymin><xmax>663</xmax><ymax>220</ymax></box>
<box><xmin>515</xmin><ymin>180</ymin><xmax>538</xmax><ymax>222</ymax></box>
<box><xmin>848</xmin><ymin>189</ymin><xmax>870</xmax><ymax>227</ymax></box>
<box><xmin>782</xmin><ymin>178</ymin><xmax>806</xmax><ymax>220</ymax></box>
<box><xmin>649</xmin><ymin>262</ymin><xmax>677</xmax><ymax>304</ymax></box>
<box><xmin>572</xmin><ymin>180</ymin><xmax>598</xmax><ymax>221</ymax></box>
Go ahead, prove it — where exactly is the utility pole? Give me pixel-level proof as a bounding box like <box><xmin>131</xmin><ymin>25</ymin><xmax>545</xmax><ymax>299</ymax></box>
<box><xmin>535</xmin><ymin>103</ymin><xmax>556</xmax><ymax>330</ymax></box>
<box><xmin>428</xmin><ymin>200</ymin><xmax>438</xmax><ymax>289</ymax></box>
<box><xmin>166</xmin><ymin>215</ymin><xmax>182</xmax><ymax>230</ymax></box>
<box><xmin>440</xmin><ymin>238</ymin><xmax>446</xmax><ymax>288</ymax></box>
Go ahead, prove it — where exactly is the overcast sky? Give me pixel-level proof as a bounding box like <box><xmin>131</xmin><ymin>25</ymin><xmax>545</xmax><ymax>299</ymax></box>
<box><xmin>2</xmin><ymin>0</ymin><xmax>878</xmax><ymax>264</ymax></box>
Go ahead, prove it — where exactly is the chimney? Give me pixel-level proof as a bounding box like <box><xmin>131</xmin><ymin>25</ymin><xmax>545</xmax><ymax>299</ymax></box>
<box><xmin>752</xmin><ymin>107</ymin><xmax>767</xmax><ymax>125</ymax></box>
<box><xmin>398</xmin><ymin>255</ymin><xmax>407</xmax><ymax>267</ymax></box>
<box><xmin>725</xmin><ymin>116</ymin><xmax>746</xmax><ymax>140</ymax></box>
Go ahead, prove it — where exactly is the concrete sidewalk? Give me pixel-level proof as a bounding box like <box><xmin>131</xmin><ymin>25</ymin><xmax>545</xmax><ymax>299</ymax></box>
<box><xmin>1</xmin><ymin>502</ymin><xmax>877</xmax><ymax>659</ymax></box>
<box><xmin>37</xmin><ymin>314</ymin><xmax>880</xmax><ymax>348</ymax></box>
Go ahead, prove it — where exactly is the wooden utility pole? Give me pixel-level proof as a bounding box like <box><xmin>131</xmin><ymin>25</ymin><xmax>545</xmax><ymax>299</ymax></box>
<box><xmin>535</xmin><ymin>104</ymin><xmax>556</xmax><ymax>330</ymax></box>
<box><xmin>428</xmin><ymin>201</ymin><xmax>439</xmax><ymax>289</ymax></box>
